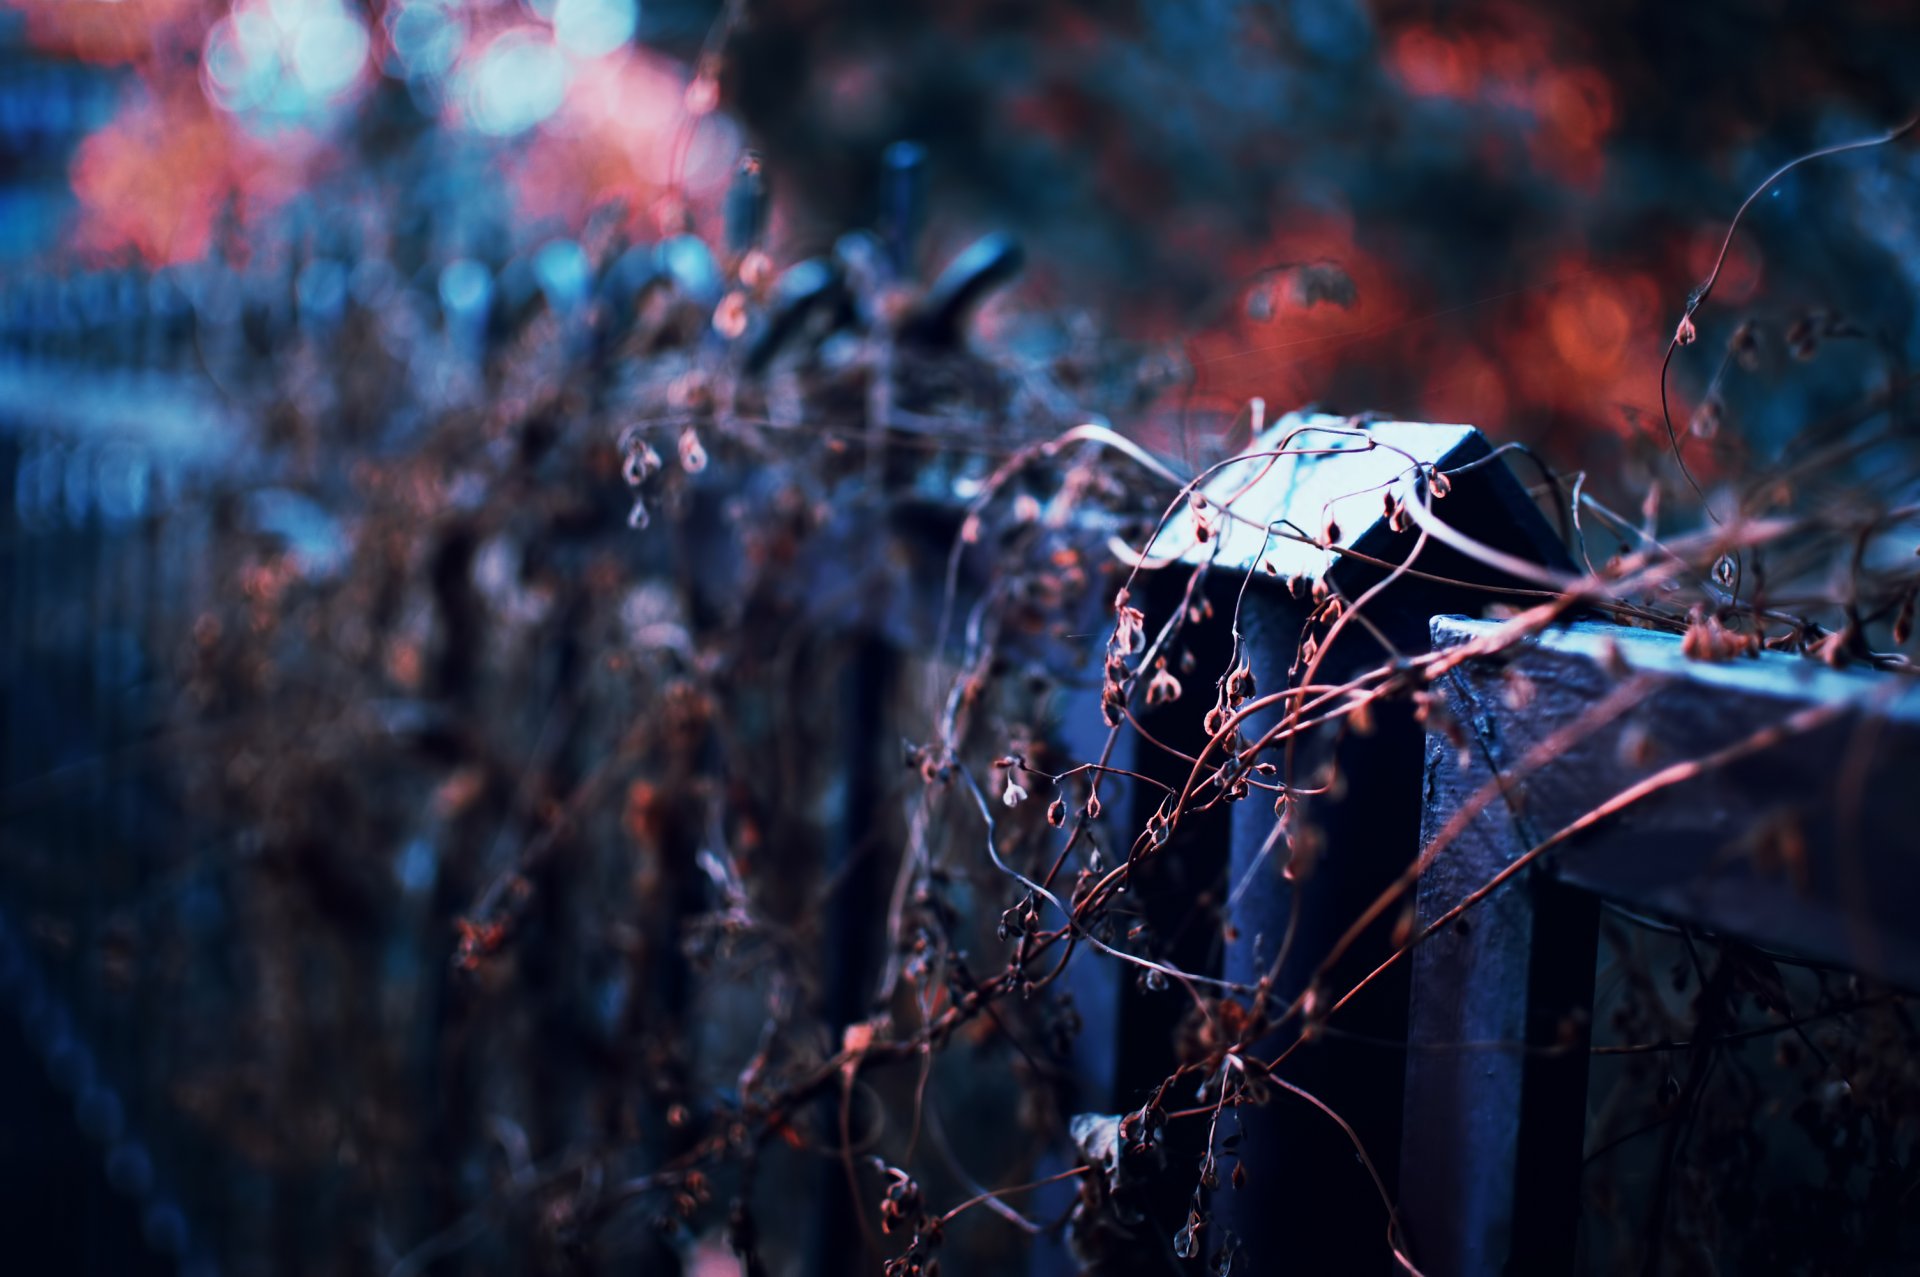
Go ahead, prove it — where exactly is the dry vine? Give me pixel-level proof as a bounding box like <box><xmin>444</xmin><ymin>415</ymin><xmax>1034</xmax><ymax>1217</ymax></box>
<box><xmin>8</xmin><ymin>78</ymin><xmax>1917</xmax><ymax>1274</ymax></box>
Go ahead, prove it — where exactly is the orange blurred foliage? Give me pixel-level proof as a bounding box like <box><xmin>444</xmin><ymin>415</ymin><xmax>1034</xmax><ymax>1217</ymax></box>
<box><xmin>2</xmin><ymin>0</ymin><xmax>201</xmax><ymax>64</ymax></box>
<box><xmin>69</xmin><ymin>91</ymin><xmax>303</xmax><ymax>264</ymax></box>
<box><xmin>1388</xmin><ymin>16</ymin><xmax>1616</xmax><ymax>189</ymax></box>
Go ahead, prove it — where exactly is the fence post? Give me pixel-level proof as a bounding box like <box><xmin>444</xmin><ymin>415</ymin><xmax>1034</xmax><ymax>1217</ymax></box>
<box><xmin>1155</xmin><ymin>414</ymin><xmax>1569</xmax><ymax>1272</ymax></box>
<box><xmin>1397</xmin><ymin>673</ymin><xmax>1597</xmax><ymax>1276</ymax></box>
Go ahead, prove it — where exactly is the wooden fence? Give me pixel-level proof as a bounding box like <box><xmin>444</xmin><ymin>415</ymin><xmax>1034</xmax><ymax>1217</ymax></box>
<box><xmin>3</xmin><ymin>350</ymin><xmax>1917</xmax><ymax>1275</ymax></box>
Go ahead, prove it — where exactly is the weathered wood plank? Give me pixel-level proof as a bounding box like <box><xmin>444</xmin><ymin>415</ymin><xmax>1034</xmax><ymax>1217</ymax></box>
<box><xmin>1189</xmin><ymin>416</ymin><xmax>1572</xmax><ymax>1273</ymax></box>
<box><xmin>1432</xmin><ymin>617</ymin><xmax>1920</xmax><ymax>987</ymax></box>
<box><xmin>1401</xmin><ymin>615</ymin><xmax>1920</xmax><ymax>1276</ymax></box>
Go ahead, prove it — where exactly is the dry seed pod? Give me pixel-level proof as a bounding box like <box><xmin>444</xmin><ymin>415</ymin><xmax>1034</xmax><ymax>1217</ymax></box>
<box><xmin>679</xmin><ymin>427</ymin><xmax>708</xmax><ymax>474</ymax></box>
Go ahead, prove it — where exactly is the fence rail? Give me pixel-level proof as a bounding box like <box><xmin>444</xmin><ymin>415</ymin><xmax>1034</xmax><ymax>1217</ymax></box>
<box><xmin>1404</xmin><ymin>616</ymin><xmax>1920</xmax><ymax>1275</ymax></box>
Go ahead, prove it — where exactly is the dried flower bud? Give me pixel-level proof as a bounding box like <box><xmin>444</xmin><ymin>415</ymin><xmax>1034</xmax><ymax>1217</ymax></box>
<box><xmin>668</xmin><ymin>371</ymin><xmax>712</xmax><ymax>411</ymax></box>
<box><xmin>1392</xmin><ymin>904</ymin><xmax>1416</xmax><ymax>949</ymax></box>
<box><xmin>1786</xmin><ymin>314</ymin><xmax>1819</xmax><ymax>361</ymax></box>
<box><xmin>1814</xmin><ymin>626</ymin><xmax>1855</xmax><ymax>668</ymax></box>
<box><xmin>712</xmin><ymin>290</ymin><xmax>749</xmax><ymax>340</ymax></box>
<box><xmin>684</xmin><ymin>71</ymin><xmax>720</xmax><ymax>116</ymax></box>
<box><xmin>1111</xmin><ymin>601</ymin><xmax>1147</xmax><ymax>658</ymax></box>
<box><xmin>623</xmin><ymin>442</ymin><xmax>663</xmax><ymax>487</ymax></box>
<box><xmin>678</xmin><ymin>427</ymin><xmax>708</xmax><ymax>474</ymax></box>
<box><xmin>1689</xmin><ymin>397</ymin><xmax>1722</xmax><ymax>440</ymax></box>
<box><xmin>1283</xmin><ymin>823</ymin><xmax>1323</xmax><ymax>882</ymax></box>
<box><xmin>1046</xmin><ymin>798</ymin><xmax>1066</xmax><ymax>827</ymax></box>
<box><xmin>1681</xmin><ymin>609</ymin><xmax>1756</xmax><ymax>663</ymax></box>
<box><xmin>1226</xmin><ymin>660</ymin><xmax>1256</xmax><ymax>702</ymax></box>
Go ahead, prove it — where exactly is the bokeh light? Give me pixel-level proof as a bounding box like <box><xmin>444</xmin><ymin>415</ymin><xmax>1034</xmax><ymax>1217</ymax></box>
<box><xmin>384</xmin><ymin>0</ymin><xmax>467</xmax><ymax>84</ymax></box>
<box><xmin>460</xmin><ymin>28</ymin><xmax>571</xmax><ymax>137</ymax></box>
<box><xmin>551</xmin><ymin>0</ymin><xmax>639</xmax><ymax>60</ymax></box>
<box><xmin>201</xmin><ymin>0</ymin><xmax>369</xmax><ymax>126</ymax></box>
